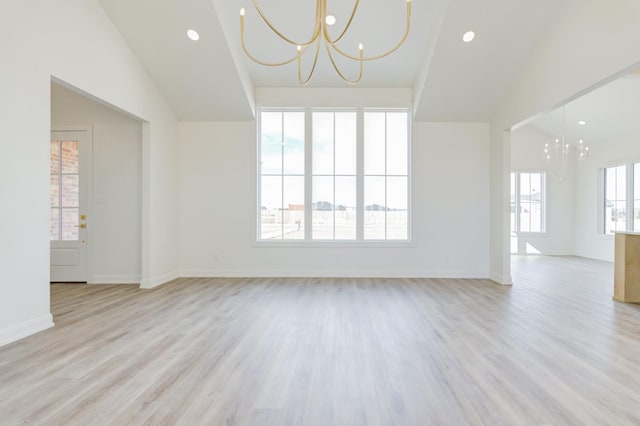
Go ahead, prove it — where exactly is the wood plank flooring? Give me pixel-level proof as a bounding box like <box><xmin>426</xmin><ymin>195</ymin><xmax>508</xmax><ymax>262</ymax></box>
<box><xmin>2</xmin><ymin>256</ymin><xmax>640</xmax><ymax>425</ymax></box>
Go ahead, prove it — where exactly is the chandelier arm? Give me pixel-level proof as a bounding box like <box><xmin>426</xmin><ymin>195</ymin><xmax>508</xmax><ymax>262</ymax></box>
<box><xmin>241</xmin><ymin>16</ymin><xmax>306</xmax><ymax>66</ymax></box>
<box><xmin>324</xmin><ymin>0</ymin><xmax>360</xmax><ymax>45</ymax></box>
<box><xmin>329</xmin><ymin>0</ymin><xmax>411</xmax><ymax>61</ymax></box>
<box><xmin>250</xmin><ymin>0</ymin><xmax>323</xmax><ymax>47</ymax></box>
<box><xmin>324</xmin><ymin>40</ymin><xmax>364</xmax><ymax>85</ymax></box>
<box><xmin>298</xmin><ymin>38</ymin><xmax>322</xmax><ymax>85</ymax></box>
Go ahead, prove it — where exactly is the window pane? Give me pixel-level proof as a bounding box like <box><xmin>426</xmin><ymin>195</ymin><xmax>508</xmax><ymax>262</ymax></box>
<box><xmin>605</xmin><ymin>166</ymin><xmax>626</xmax><ymax>234</ymax></box>
<box><xmin>261</xmin><ymin>176</ymin><xmax>282</xmax><ymax>239</ymax></box>
<box><xmin>50</xmin><ymin>208</ymin><xmax>60</xmax><ymax>241</ymax></box>
<box><xmin>62</xmin><ymin>175</ymin><xmax>79</xmax><ymax>207</ymax></box>
<box><xmin>387</xmin><ymin>177</ymin><xmax>407</xmax><ymax>239</ymax></box>
<box><xmin>61</xmin><ymin>141</ymin><xmax>79</xmax><ymax>173</ymax></box>
<box><xmin>529</xmin><ymin>173</ymin><xmax>542</xmax><ymax>232</ymax></box>
<box><xmin>510</xmin><ymin>173</ymin><xmax>516</xmax><ymax>233</ymax></box>
<box><xmin>335</xmin><ymin>112</ymin><xmax>356</xmax><ymax>175</ymax></box>
<box><xmin>616</xmin><ymin>166</ymin><xmax>627</xmax><ymax>200</ymax></box>
<box><xmin>283</xmin><ymin>112</ymin><xmax>305</xmax><ymax>175</ymax></box>
<box><xmin>51</xmin><ymin>175</ymin><xmax>60</xmax><ymax>208</ymax></box>
<box><xmin>62</xmin><ymin>208</ymin><xmax>79</xmax><ymax>241</ymax></box>
<box><xmin>635</xmin><ymin>163</ymin><xmax>640</xmax><ymax>231</ymax></box>
<box><xmin>335</xmin><ymin>176</ymin><xmax>356</xmax><ymax>239</ymax></box>
<box><xmin>313</xmin><ymin>112</ymin><xmax>334</xmax><ymax>175</ymax></box>
<box><xmin>283</xmin><ymin>176</ymin><xmax>304</xmax><ymax>239</ymax></box>
<box><xmin>364</xmin><ymin>176</ymin><xmax>386</xmax><ymax>239</ymax></box>
<box><xmin>614</xmin><ymin>201</ymin><xmax>627</xmax><ymax>232</ymax></box>
<box><xmin>386</xmin><ymin>112</ymin><xmax>408</xmax><ymax>175</ymax></box>
<box><xmin>313</xmin><ymin>176</ymin><xmax>334</xmax><ymax>239</ymax></box>
<box><xmin>51</xmin><ymin>141</ymin><xmax>60</xmax><ymax>174</ymax></box>
<box><xmin>364</xmin><ymin>112</ymin><xmax>385</xmax><ymax>175</ymax></box>
<box><xmin>261</xmin><ymin>112</ymin><xmax>282</xmax><ymax>175</ymax></box>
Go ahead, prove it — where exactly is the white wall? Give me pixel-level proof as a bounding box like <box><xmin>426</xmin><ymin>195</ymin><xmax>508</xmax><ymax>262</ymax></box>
<box><xmin>0</xmin><ymin>0</ymin><xmax>179</xmax><ymax>346</ymax></box>
<box><xmin>490</xmin><ymin>0</ymin><xmax>640</xmax><ymax>283</ymax></box>
<box><xmin>51</xmin><ymin>84</ymin><xmax>142</xmax><ymax>284</ymax></box>
<box><xmin>511</xmin><ymin>125</ymin><xmax>576</xmax><ymax>255</ymax></box>
<box><xmin>179</xmin><ymin>120</ymin><xmax>490</xmax><ymax>277</ymax></box>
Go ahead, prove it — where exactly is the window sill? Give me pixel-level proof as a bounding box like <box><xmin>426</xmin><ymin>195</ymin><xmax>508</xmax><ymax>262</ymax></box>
<box><xmin>253</xmin><ymin>240</ymin><xmax>416</xmax><ymax>249</ymax></box>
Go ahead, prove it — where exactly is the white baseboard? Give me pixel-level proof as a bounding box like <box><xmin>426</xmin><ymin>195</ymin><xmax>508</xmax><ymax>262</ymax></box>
<box><xmin>88</xmin><ymin>274</ymin><xmax>141</xmax><ymax>285</ymax></box>
<box><xmin>0</xmin><ymin>314</ymin><xmax>54</xmax><ymax>348</ymax></box>
<box><xmin>180</xmin><ymin>268</ymin><xmax>490</xmax><ymax>279</ymax></box>
<box><xmin>489</xmin><ymin>272</ymin><xmax>513</xmax><ymax>285</ymax></box>
<box><xmin>139</xmin><ymin>271</ymin><xmax>179</xmax><ymax>289</ymax></box>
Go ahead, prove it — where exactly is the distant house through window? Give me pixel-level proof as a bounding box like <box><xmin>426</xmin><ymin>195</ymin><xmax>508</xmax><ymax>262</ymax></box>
<box><xmin>258</xmin><ymin>108</ymin><xmax>410</xmax><ymax>242</ymax></box>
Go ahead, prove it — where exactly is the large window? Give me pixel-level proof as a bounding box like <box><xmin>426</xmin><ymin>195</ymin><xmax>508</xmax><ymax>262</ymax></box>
<box><xmin>603</xmin><ymin>163</ymin><xmax>640</xmax><ymax>234</ymax></box>
<box><xmin>258</xmin><ymin>109</ymin><xmax>410</xmax><ymax>242</ymax></box>
<box><xmin>510</xmin><ymin>172</ymin><xmax>545</xmax><ymax>233</ymax></box>
<box><xmin>259</xmin><ymin>112</ymin><xmax>305</xmax><ymax>240</ymax></box>
<box><xmin>604</xmin><ymin>165</ymin><xmax>627</xmax><ymax>234</ymax></box>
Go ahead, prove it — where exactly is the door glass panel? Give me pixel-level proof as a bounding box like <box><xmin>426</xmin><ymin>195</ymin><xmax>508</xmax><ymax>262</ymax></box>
<box><xmin>62</xmin><ymin>208</ymin><xmax>79</xmax><ymax>241</ymax></box>
<box><xmin>51</xmin><ymin>141</ymin><xmax>60</xmax><ymax>174</ymax></box>
<box><xmin>62</xmin><ymin>175</ymin><xmax>79</xmax><ymax>207</ymax></box>
<box><xmin>51</xmin><ymin>139</ymin><xmax>81</xmax><ymax>241</ymax></box>
<box><xmin>62</xmin><ymin>141</ymin><xmax>79</xmax><ymax>173</ymax></box>
<box><xmin>50</xmin><ymin>208</ymin><xmax>60</xmax><ymax>240</ymax></box>
<box><xmin>50</xmin><ymin>175</ymin><xmax>60</xmax><ymax>208</ymax></box>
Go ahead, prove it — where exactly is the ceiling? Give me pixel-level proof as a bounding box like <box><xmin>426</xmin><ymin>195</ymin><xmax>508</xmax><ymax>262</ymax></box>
<box><xmin>98</xmin><ymin>0</ymin><xmax>567</xmax><ymax>121</ymax></box>
<box><xmin>528</xmin><ymin>75</ymin><xmax>640</xmax><ymax>147</ymax></box>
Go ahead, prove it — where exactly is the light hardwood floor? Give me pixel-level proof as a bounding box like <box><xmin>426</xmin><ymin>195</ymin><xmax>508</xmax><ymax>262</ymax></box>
<box><xmin>2</xmin><ymin>256</ymin><xmax>640</xmax><ymax>425</ymax></box>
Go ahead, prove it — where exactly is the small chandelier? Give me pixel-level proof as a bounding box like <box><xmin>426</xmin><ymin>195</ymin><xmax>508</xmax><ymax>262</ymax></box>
<box><xmin>543</xmin><ymin>107</ymin><xmax>590</xmax><ymax>180</ymax></box>
<box><xmin>239</xmin><ymin>0</ymin><xmax>412</xmax><ymax>85</ymax></box>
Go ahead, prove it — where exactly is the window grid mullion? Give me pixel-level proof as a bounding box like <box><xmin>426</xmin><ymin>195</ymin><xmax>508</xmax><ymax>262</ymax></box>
<box><xmin>333</xmin><ymin>112</ymin><xmax>336</xmax><ymax>240</ymax></box>
<box><xmin>385</xmin><ymin>113</ymin><xmax>388</xmax><ymax>240</ymax></box>
<box><xmin>627</xmin><ymin>163</ymin><xmax>634</xmax><ymax>232</ymax></box>
<box><xmin>515</xmin><ymin>173</ymin><xmax>521</xmax><ymax>233</ymax></box>
<box><xmin>281</xmin><ymin>113</ymin><xmax>285</xmax><ymax>239</ymax></box>
<box><xmin>58</xmin><ymin>143</ymin><xmax>63</xmax><ymax>240</ymax></box>
<box><xmin>304</xmin><ymin>109</ymin><xmax>312</xmax><ymax>240</ymax></box>
<box><xmin>356</xmin><ymin>110</ymin><xmax>365</xmax><ymax>241</ymax></box>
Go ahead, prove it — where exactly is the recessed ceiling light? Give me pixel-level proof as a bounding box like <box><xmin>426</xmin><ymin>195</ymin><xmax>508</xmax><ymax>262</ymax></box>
<box><xmin>187</xmin><ymin>29</ymin><xmax>200</xmax><ymax>41</ymax></box>
<box><xmin>326</xmin><ymin>15</ymin><xmax>336</xmax><ymax>26</ymax></box>
<box><xmin>578</xmin><ymin>120</ymin><xmax>587</xmax><ymax>126</ymax></box>
<box><xmin>463</xmin><ymin>31</ymin><xmax>475</xmax><ymax>43</ymax></box>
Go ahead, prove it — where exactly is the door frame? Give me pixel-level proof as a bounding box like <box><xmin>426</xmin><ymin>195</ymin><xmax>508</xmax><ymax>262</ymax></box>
<box><xmin>50</xmin><ymin>125</ymin><xmax>93</xmax><ymax>282</ymax></box>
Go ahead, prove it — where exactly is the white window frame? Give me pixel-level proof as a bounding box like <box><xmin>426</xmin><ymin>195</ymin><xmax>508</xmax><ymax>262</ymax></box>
<box><xmin>256</xmin><ymin>107</ymin><xmax>412</xmax><ymax>246</ymax></box>
<box><xmin>511</xmin><ymin>171</ymin><xmax>546</xmax><ymax>234</ymax></box>
<box><xmin>601</xmin><ymin>162</ymin><xmax>640</xmax><ymax>235</ymax></box>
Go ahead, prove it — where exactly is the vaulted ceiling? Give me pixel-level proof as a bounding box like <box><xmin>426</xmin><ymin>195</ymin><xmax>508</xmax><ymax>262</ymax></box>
<box><xmin>529</xmin><ymin>75</ymin><xmax>640</xmax><ymax>147</ymax></box>
<box><xmin>98</xmin><ymin>0</ymin><xmax>566</xmax><ymax>121</ymax></box>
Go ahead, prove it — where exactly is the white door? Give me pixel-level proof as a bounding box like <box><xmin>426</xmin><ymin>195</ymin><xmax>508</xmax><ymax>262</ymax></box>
<box><xmin>50</xmin><ymin>129</ymin><xmax>89</xmax><ymax>282</ymax></box>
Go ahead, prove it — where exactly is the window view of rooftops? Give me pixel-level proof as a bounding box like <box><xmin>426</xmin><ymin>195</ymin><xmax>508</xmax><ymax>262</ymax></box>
<box><xmin>259</xmin><ymin>110</ymin><xmax>409</xmax><ymax>241</ymax></box>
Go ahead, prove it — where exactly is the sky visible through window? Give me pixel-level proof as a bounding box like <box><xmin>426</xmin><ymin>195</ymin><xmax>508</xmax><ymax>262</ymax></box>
<box><xmin>259</xmin><ymin>110</ymin><xmax>409</xmax><ymax>241</ymax></box>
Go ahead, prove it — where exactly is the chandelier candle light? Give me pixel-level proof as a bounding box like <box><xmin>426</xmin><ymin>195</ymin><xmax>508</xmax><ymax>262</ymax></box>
<box><xmin>543</xmin><ymin>107</ymin><xmax>590</xmax><ymax>180</ymax></box>
<box><xmin>240</xmin><ymin>0</ymin><xmax>412</xmax><ymax>85</ymax></box>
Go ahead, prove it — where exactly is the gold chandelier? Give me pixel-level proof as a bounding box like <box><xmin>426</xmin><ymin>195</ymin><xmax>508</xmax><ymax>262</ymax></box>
<box><xmin>240</xmin><ymin>0</ymin><xmax>412</xmax><ymax>85</ymax></box>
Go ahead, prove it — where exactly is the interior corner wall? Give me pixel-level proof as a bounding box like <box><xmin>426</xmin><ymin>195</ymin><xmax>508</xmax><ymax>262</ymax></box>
<box><xmin>51</xmin><ymin>84</ymin><xmax>142</xmax><ymax>284</ymax></box>
<box><xmin>574</xmin><ymin>138</ymin><xmax>640</xmax><ymax>262</ymax></box>
<box><xmin>0</xmin><ymin>0</ymin><xmax>179</xmax><ymax>346</ymax></box>
<box><xmin>511</xmin><ymin>126</ymin><xmax>576</xmax><ymax>255</ymax></box>
<box><xmin>490</xmin><ymin>0</ymin><xmax>640</xmax><ymax>282</ymax></box>
<box><xmin>178</xmin><ymin>120</ymin><xmax>490</xmax><ymax>278</ymax></box>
